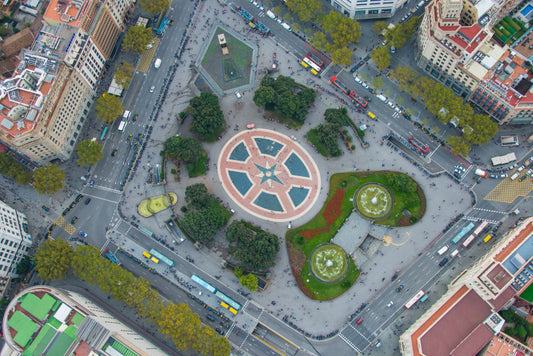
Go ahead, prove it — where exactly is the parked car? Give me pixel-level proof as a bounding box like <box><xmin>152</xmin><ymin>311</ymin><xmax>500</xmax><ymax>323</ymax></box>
<box><xmin>79</xmin><ymin>231</ymin><xmax>87</xmax><ymax>237</ymax></box>
<box><xmin>41</xmin><ymin>205</ymin><xmax>50</xmax><ymax>212</ymax></box>
<box><xmin>439</xmin><ymin>258</ymin><xmax>449</xmax><ymax>267</ymax></box>
<box><xmin>356</xmin><ymin>317</ymin><xmax>364</xmax><ymax>325</ymax></box>
<box><xmin>206</xmin><ymin>314</ymin><xmax>216</xmax><ymax>322</ymax></box>
<box><xmin>85</xmin><ymin>198</ymin><xmax>91</xmax><ymax>205</ymax></box>
<box><xmin>111</xmin><ymin>149</ymin><xmax>117</xmax><ymax>156</ymax></box>
<box><xmin>387</xmin><ymin>301</ymin><xmax>394</xmax><ymax>307</ymax></box>
<box><xmin>71</xmin><ymin>216</ymin><xmax>78</xmax><ymax>224</ymax></box>
<box><xmin>89</xmin><ymin>180</ymin><xmax>94</xmax><ymax>187</ymax></box>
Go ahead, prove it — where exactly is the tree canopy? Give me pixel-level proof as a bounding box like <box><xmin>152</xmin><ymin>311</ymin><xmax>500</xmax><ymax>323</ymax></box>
<box><xmin>139</xmin><ymin>0</ymin><xmax>169</xmax><ymax>16</ymax></box>
<box><xmin>371</xmin><ymin>46</ymin><xmax>391</xmax><ymax>71</ymax></box>
<box><xmin>189</xmin><ymin>93</ymin><xmax>225</xmax><ymax>141</ymax></box>
<box><xmin>0</xmin><ymin>152</ymin><xmax>33</xmax><ymax>185</ymax></box>
<box><xmin>253</xmin><ymin>75</ymin><xmax>315</xmax><ymax>125</ymax></box>
<box><xmin>114</xmin><ymin>61</ymin><xmax>134</xmax><ymax>89</ymax></box>
<box><xmin>34</xmin><ymin>239</ymin><xmax>73</xmax><ymax>281</ymax></box>
<box><xmin>33</xmin><ymin>242</ymin><xmax>230</xmax><ymax>354</ymax></box>
<box><xmin>286</xmin><ymin>0</ymin><xmax>323</xmax><ymax>22</ymax></box>
<box><xmin>385</xmin><ymin>17</ymin><xmax>420</xmax><ymax>49</ymax></box>
<box><xmin>239</xmin><ymin>273</ymin><xmax>258</xmax><ymax>292</ymax></box>
<box><xmin>386</xmin><ymin>173</ymin><xmax>417</xmax><ymax>193</ymax></box>
<box><xmin>76</xmin><ymin>139</ymin><xmax>103</xmax><ymax>167</ymax></box>
<box><xmin>33</xmin><ymin>165</ymin><xmax>65</xmax><ymax>195</ymax></box>
<box><xmin>122</xmin><ymin>26</ymin><xmax>153</xmax><ymax>54</ymax></box>
<box><xmin>180</xmin><ymin>183</ymin><xmax>231</xmax><ymax>243</ymax></box>
<box><xmin>308</xmin><ymin>123</ymin><xmax>342</xmax><ymax>157</ymax></box>
<box><xmin>324</xmin><ymin>107</ymin><xmax>351</xmax><ymax>127</ymax></box>
<box><xmin>95</xmin><ymin>94</ymin><xmax>124</xmax><ymax>124</ymax></box>
<box><xmin>226</xmin><ymin>220</ymin><xmax>280</xmax><ymax>271</ymax></box>
<box><xmin>163</xmin><ymin>136</ymin><xmax>205</xmax><ymax>163</ymax></box>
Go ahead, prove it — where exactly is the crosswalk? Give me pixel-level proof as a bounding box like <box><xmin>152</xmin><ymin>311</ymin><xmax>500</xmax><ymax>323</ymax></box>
<box><xmin>53</xmin><ymin>215</ymin><xmax>77</xmax><ymax>235</ymax></box>
<box><xmin>338</xmin><ymin>331</ymin><xmax>361</xmax><ymax>352</ymax></box>
<box><xmin>136</xmin><ymin>38</ymin><xmax>161</xmax><ymax>73</ymax></box>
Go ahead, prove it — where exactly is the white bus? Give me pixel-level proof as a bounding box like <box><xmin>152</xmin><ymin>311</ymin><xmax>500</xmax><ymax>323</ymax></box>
<box><xmin>461</xmin><ymin>234</ymin><xmax>476</xmax><ymax>248</ymax></box>
<box><xmin>118</xmin><ymin>120</ymin><xmax>127</xmax><ymax>131</ymax></box>
<box><xmin>302</xmin><ymin>57</ymin><xmax>321</xmax><ymax>73</ymax></box>
<box><xmin>405</xmin><ymin>290</ymin><xmax>425</xmax><ymax>309</ymax></box>
<box><xmin>473</xmin><ymin>220</ymin><xmax>489</xmax><ymax>236</ymax></box>
<box><xmin>123</xmin><ymin>110</ymin><xmax>131</xmax><ymax>120</ymax></box>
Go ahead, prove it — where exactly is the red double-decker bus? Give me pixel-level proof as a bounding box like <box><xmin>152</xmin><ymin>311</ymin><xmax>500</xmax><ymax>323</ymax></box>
<box><xmin>306</xmin><ymin>51</ymin><xmax>324</xmax><ymax>68</ymax></box>
<box><xmin>408</xmin><ymin>136</ymin><xmax>429</xmax><ymax>154</ymax></box>
<box><xmin>349</xmin><ymin>91</ymin><xmax>368</xmax><ymax>109</ymax></box>
<box><xmin>330</xmin><ymin>76</ymin><xmax>350</xmax><ymax>95</ymax></box>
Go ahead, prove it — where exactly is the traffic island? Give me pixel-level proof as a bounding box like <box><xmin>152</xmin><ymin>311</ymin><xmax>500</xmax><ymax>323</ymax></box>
<box><xmin>286</xmin><ymin>171</ymin><xmax>425</xmax><ymax>300</ymax></box>
<box><xmin>138</xmin><ymin>193</ymin><xmax>178</xmax><ymax>217</ymax></box>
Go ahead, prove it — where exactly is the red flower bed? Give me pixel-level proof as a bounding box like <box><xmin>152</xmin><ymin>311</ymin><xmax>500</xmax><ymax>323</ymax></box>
<box><xmin>323</xmin><ymin>189</ymin><xmax>345</xmax><ymax>225</ymax></box>
<box><xmin>299</xmin><ymin>227</ymin><xmax>330</xmax><ymax>240</ymax></box>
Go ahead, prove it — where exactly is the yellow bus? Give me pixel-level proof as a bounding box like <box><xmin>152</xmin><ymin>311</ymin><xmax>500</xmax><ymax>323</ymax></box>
<box><xmin>142</xmin><ymin>251</ymin><xmax>151</xmax><ymax>258</ymax></box>
<box><xmin>151</xmin><ymin>256</ymin><xmax>159</xmax><ymax>264</ymax></box>
<box><xmin>220</xmin><ymin>302</ymin><xmax>229</xmax><ymax>309</ymax></box>
<box><xmin>310</xmin><ymin>69</ymin><xmax>318</xmax><ymax>75</ymax></box>
<box><xmin>229</xmin><ymin>307</ymin><xmax>238</xmax><ymax>315</ymax></box>
<box><xmin>300</xmin><ymin>61</ymin><xmax>309</xmax><ymax>69</ymax></box>
<box><xmin>483</xmin><ymin>235</ymin><xmax>492</xmax><ymax>243</ymax></box>
<box><xmin>367</xmin><ymin>112</ymin><xmax>376</xmax><ymax>119</ymax></box>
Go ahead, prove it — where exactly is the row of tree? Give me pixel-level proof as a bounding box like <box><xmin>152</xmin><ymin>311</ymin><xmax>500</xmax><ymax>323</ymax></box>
<box><xmin>0</xmin><ymin>152</ymin><xmax>32</xmax><ymax>185</ymax></box>
<box><xmin>284</xmin><ymin>0</ymin><xmax>361</xmax><ymax>65</ymax></box>
<box><xmin>253</xmin><ymin>75</ymin><xmax>315</xmax><ymax>125</ymax></box>
<box><xmin>33</xmin><ymin>240</ymin><xmax>230</xmax><ymax>356</ymax></box>
<box><xmin>389</xmin><ymin>64</ymin><xmax>499</xmax><ymax>156</ymax></box>
<box><xmin>180</xmin><ymin>183</ymin><xmax>231</xmax><ymax>243</ymax></box>
<box><xmin>226</xmin><ymin>220</ymin><xmax>280</xmax><ymax>272</ymax></box>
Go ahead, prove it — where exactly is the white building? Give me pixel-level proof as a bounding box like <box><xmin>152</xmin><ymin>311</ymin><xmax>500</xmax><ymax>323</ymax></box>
<box><xmin>0</xmin><ymin>199</ymin><xmax>32</xmax><ymax>297</ymax></box>
<box><xmin>331</xmin><ymin>0</ymin><xmax>407</xmax><ymax>20</ymax></box>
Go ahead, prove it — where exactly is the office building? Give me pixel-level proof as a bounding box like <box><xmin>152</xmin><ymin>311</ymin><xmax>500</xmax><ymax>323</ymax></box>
<box><xmin>2</xmin><ymin>285</ymin><xmax>166</xmax><ymax>355</ymax></box>
<box><xmin>400</xmin><ymin>217</ymin><xmax>533</xmax><ymax>355</ymax></box>
<box><xmin>0</xmin><ymin>199</ymin><xmax>32</xmax><ymax>298</ymax></box>
<box><xmin>330</xmin><ymin>0</ymin><xmax>407</xmax><ymax>20</ymax></box>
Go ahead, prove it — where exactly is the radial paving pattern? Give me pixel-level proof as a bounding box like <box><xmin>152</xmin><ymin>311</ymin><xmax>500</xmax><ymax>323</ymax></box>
<box><xmin>218</xmin><ymin>129</ymin><xmax>320</xmax><ymax>222</ymax></box>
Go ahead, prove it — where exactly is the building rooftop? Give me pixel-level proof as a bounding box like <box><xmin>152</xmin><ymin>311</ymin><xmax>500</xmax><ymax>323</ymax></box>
<box><xmin>43</xmin><ymin>0</ymin><xmax>89</xmax><ymax>28</ymax></box>
<box><xmin>0</xmin><ymin>53</ymin><xmax>58</xmax><ymax>139</ymax></box>
<box><xmin>3</xmin><ymin>286</ymin><xmax>163</xmax><ymax>356</ymax></box>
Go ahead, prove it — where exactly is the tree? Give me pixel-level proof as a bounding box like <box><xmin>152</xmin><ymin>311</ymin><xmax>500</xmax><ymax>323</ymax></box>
<box><xmin>184</xmin><ymin>183</ymin><xmax>210</xmax><ymax>210</ymax></box>
<box><xmin>372</xmin><ymin>21</ymin><xmax>389</xmax><ymax>34</ymax></box>
<box><xmin>122</xmin><ymin>26</ymin><xmax>153</xmax><ymax>54</ymax></box>
<box><xmin>291</xmin><ymin>23</ymin><xmax>301</xmax><ymax>33</ymax></box>
<box><xmin>253</xmin><ymin>86</ymin><xmax>277</xmax><ymax>107</ymax></box>
<box><xmin>239</xmin><ymin>273</ymin><xmax>258</xmax><ymax>292</ymax></box>
<box><xmin>313</xmin><ymin>123</ymin><xmax>342</xmax><ymax>157</ymax></box>
<box><xmin>189</xmin><ymin>92</ymin><xmax>225</xmax><ymax>140</ymax></box>
<box><xmin>0</xmin><ymin>152</ymin><xmax>32</xmax><ymax>185</ymax></box>
<box><xmin>34</xmin><ymin>239</ymin><xmax>74</xmax><ymax>281</ymax></box>
<box><xmin>15</xmin><ymin>255</ymin><xmax>32</xmax><ymax>275</ymax></box>
<box><xmin>139</xmin><ymin>0</ymin><xmax>169</xmax><ymax>16</ymax></box>
<box><xmin>324</xmin><ymin>108</ymin><xmax>350</xmax><ymax>126</ymax></box>
<box><xmin>181</xmin><ymin>209</ymin><xmax>226</xmax><ymax>243</ymax></box>
<box><xmin>114</xmin><ymin>62</ymin><xmax>134</xmax><ymax>89</ymax></box>
<box><xmin>273</xmin><ymin>6</ymin><xmax>282</xmax><ymax>16</ymax></box>
<box><xmin>95</xmin><ymin>93</ymin><xmax>124</xmax><ymax>124</ymax></box>
<box><xmin>311</xmin><ymin>31</ymin><xmax>328</xmax><ymax>51</ymax></box>
<box><xmin>76</xmin><ymin>139</ymin><xmax>103</xmax><ymax>167</ymax></box>
<box><xmin>331</xmin><ymin>47</ymin><xmax>353</xmax><ymax>66</ymax></box>
<box><xmin>371</xmin><ymin>46</ymin><xmax>391</xmax><ymax>71</ymax></box>
<box><xmin>391</xmin><ymin>64</ymin><xmax>419</xmax><ymax>91</ymax></box>
<box><xmin>283</xmin><ymin>13</ymin><xmax>292</xmax><ymax>22</ymax></box>
<box><xmin>321</xmin><ymin>11</ymin><xmax>361</xmax><ymax>48</ymax></box>
<box><xmin>33</xmin><ymin>165</ymin><xmax>65</xmax><ymax>194</ymax></box>
<box><xmin>15</xmin><ymin>170</ymin><xmax>32</xmax><ymax>185</ymax></box>
<box><xmin>447</xmin><ymin>135</ymin><xmax>471</xmax><ymax>158</ymax></box>
<box><xmin>372</xmin><ymin>76</ymin><xmax>384</xmax><ymax>90</ymax></box>
<box><xmin>386</xmin><ymin>173</ymin><xmax>417</xmax><ymax>193</ymax></box>
<box><xmin>286</xmin><ymin>0</ymin><xmax>322</xmax><ymax>22</ymax></box>
<box><xmin>163</xmin><ymin>136</ymin><xmax>205</xmax><ymax>163</ymax></box>
<box><xmin>226</xmin><ymin>220</ymin><xmax>280</xmax><ymax>270</ymax></box>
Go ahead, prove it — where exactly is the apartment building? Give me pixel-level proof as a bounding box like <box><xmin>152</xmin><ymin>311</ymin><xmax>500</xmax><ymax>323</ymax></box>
<box><xmin>2</xmin><ymin>285</ymin><xmax>167</xmax><ymax>355</ymax></box>
<box><xmin>400</xmin><ymin>217</ymin><xmax>533</xmax><ymax>355</ymax></box>
<box><xmin>469</xmin><ymin>29</ymin><xmax>533</xmax><ymax>125</ymax></box>
<box><xmin>415</xmin><ymin>0</ymin><xmax>507</xmax><ymax>97</ymax></box>
<box><xmin>0</xmin><ymin>199</ymin><xmax>32</xmax><ymax>298</ymax></box>
<box><xmin>330</xmin><ymin>0</ymin><xmax>408</xmax><ymax>20</ymax></box>
<box><xmin>0</xmin><ymin>0</ymin><xmax>134</xmax><ymax>164</ymax></box>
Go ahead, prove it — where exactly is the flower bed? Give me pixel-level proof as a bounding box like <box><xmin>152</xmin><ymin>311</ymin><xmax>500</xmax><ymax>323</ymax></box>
<box><xmin>323</xmin><ymin>189</ymin><xmax>345</xmax><ymax>225</ymax></box>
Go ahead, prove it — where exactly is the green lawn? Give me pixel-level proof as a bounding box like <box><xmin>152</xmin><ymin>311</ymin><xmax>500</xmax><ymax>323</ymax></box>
<box><xmin>286</xmin><ymin>171</ymin><xmax>425</xmax><ymax>300</ymax></box>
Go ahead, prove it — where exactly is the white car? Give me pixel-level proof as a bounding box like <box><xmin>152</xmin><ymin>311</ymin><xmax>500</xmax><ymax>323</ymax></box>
<box><xmin>361</xmin><ymin>82</ymin><xmax>369</xmax><ymax>89</ymax></box>
<box><xmin>149</xmin><ymin>86</ymin><xmax>155</xmax><ymax>93</ymax></box>
<box><xmin>354</xmin><ymin>77</ymin><xmax>362</xmax><ymax>84</ymax></box>
<box><xmin>518</xmin><ymin>165</ymin><xmax>525</xmax><ymax>172</ymax></box>
<box><xmin>387</xmin><ymin>301</ymin><xmax>394</xmax><ymax>307</ymax></box>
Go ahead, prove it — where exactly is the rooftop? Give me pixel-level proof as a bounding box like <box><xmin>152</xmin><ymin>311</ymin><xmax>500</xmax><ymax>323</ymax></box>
<box><xmin>43</xmin><ymin>0</ymin><xmax>89</xmax><ymax>28</ymax></box>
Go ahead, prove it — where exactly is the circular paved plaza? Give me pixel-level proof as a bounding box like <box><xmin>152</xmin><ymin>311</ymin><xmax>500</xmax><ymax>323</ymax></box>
<box><xmin>217</xmin><ymin>129</ymin><xmax>320</xmax><ymax>222</ymax></box>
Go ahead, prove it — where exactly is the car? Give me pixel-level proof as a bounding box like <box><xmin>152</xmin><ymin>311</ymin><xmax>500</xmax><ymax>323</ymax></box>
<box><xmin>439</xmin><ymin>257</ymin><xmax>449</xmax><ymax>267</ymax></box>
<box><xmin>473</xmin><ymin>176</ymin><xmax>480</xmax><ymax>183</ymax></box>
<box><xmin>364</xmin><ymin>95</ymin><xmax>371</xmax><ymax>102</ymax></box>
<box><xmin>396</xmin><ymin>284</ymin><xmax>404</xmax><ymax>292</ymax></box>
<box><xmin>368</xmin><ymin>88</ymin><xmax>376</xmax><ymax>94</ymax></box>
<box><xmin>501</xmin><ymin>173</ymin><xmax>508</xmax><ymax>178</ymax></box>
<box><xmin>361</xmin><ymin>82</ymin><xmax>369</xmax><ymax>89</ymax></box>
<box><xmin>84</xmin><ymin>198</ymin><xmax>91</xmax><ymax>205</ymax></box>
<box><xmin>132</xmin><ymin>114</ymin><xmax>138</xmax><ymax>122</ymax></box>
<box><xmin>519</xmin><ymin>174</ymin><xmax>527</xmax><ymax>182</ymax></box>
<box><xmin>354</xmin><ymin>76</ymin><xmax>362</xmax><ymax>83</ymax></box>
<box><xmin>128</xmin><ymin>134</ymin><xmax>133</xmax><ymax>141</ymax></box>
<box><xmin>455</xmin><ymin>165</ymin><xmax>465</xmax><ymax>172</ymax></box>
<box><xmin>390</xmin><ymin>46</ymin><xmax>396</xmax><ymax>54</ymax></box>
<box><xmin>356</xmin><ymin>317</ymin><xmax>364</xmax><ymax>325</ymax></box>
<box><xmin>489</xmin><ymin>174</ymin><xmax>497</xmax><ymax>179</ymax></box>
<box><xmin>387</xmin><ymin>301</ymin><xmax>394</xmax><ymax>307</ymax></box>
<box><xmin>206</xmin><ymin>314</ymin><xmax>216</xmax><ymax>322</ymax></box>
<box><xmin>391</xmin><ymin>272</ymin><xmax>398</xmax><ymax>281</ymax></box>
<box><xmin>149</xmin><ymin>85</ymin><xmax>155</xmax><ymax>93</ymax></box>
<box><xmin>71</xmin><ymin>216</ymin><xmax>78</xmax><ymax>224</ymax></box>
<box><xmin>518</xmin><ymin>165</ymin><xmax>525</xmax><ymax>172</ymax></box>
<box><xmin>89</xmin><ymin>180</ymin><xmax>94</xmax><ymax>187</ymax></box>
<box><xmin>79</xmin><ymin>231</ymin><xmax>87</xmax><ymax>237</ymax></box>
<box><xmin>138</xmin><ymin>133</ymin><xmax>142</xmax><ymax>140</ymax></box>
<box><xmin>111</xmin><ymin>149</ymin><xmax>117</xmax><ymax>156</ymax></box>
<box><xmin>235</xmin><ymin>91</ymin><xmax>242</xmax><ymax>99</ymax></box>
<box><xmin>527</xmin><ymin>169</ymin><xmax>533</xmax><ymax>175</ymax></box>
<box><xmin>41</xmin><ymin>205</ymin><xmax>50</xmax><ymax>212</ymax></box>
<box><xmin>215</xmin><ymin>328</ymin><xmax>225</xmax><ymax>335</ymax></box>
<box><xmin>453</xmin><ymin>171</ymin><xmax>462</xmax><ymax>179</ymax></box>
